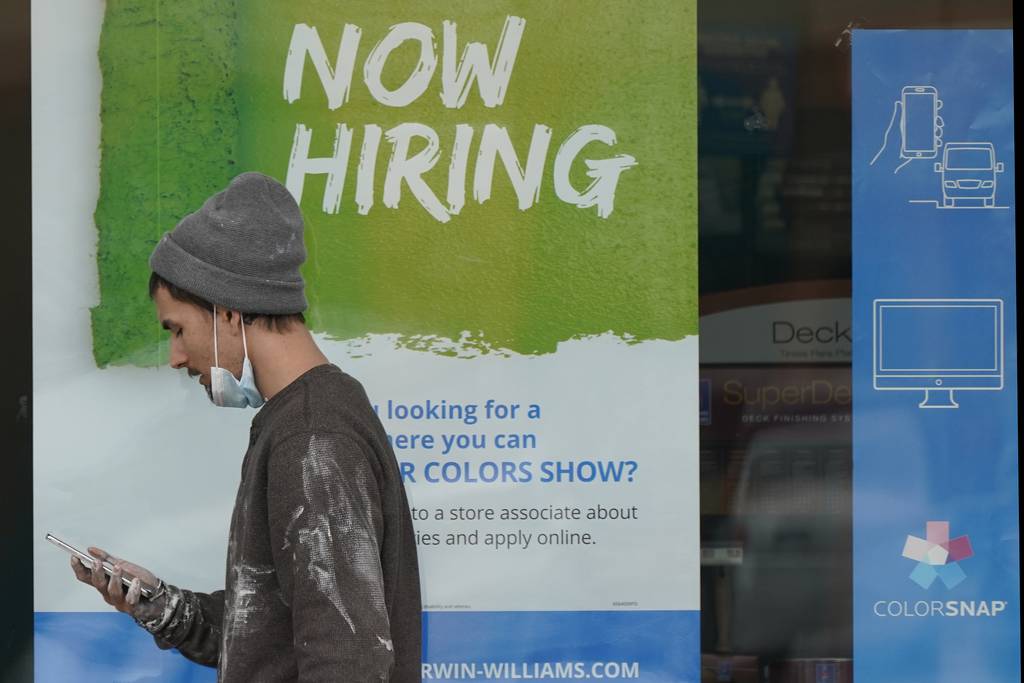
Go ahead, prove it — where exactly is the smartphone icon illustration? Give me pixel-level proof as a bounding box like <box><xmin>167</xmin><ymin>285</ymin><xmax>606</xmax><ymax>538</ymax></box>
<box><xmin>901</xmin><ymin>86</ymin><xmax>941</xmax><ymax>159</ymax></box>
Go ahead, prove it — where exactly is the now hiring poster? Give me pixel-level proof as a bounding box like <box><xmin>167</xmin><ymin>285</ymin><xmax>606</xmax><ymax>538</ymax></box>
<box><xmin>32</xmin><ymin>1</ymin><xmax>699</xmax><ymax>681</ymax></box>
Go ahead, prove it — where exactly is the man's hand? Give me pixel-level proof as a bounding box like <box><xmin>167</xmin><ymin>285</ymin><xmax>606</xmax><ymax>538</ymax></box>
<box><xmin>70</xmin><ymin>547</ymin><xmax>162</xmax><ymax>617</ymax></box>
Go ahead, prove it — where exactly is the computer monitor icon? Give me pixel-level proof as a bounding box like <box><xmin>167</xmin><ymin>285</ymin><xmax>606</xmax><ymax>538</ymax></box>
<box><xmin>873</xmin><ymin>299</ymin><xmax>1004</xmax><ymax>409</ymax></box>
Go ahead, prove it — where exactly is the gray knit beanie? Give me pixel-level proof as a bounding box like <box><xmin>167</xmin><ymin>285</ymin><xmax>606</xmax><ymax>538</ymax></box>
<box><xmin>149</xmin><ymin>172</ymin><xmax>307</xmax><ymax>313</ymax></box>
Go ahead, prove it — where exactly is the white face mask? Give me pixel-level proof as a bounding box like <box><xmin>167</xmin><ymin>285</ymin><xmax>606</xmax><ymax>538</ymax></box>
<box><xmin>210</xmin><ymin>305</ymin><xmax>265</xmax><ymax>409</ymax></box>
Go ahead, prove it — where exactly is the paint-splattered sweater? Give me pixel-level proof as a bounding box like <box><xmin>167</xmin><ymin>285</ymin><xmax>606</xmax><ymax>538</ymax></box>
<box><xmin>134</xmin><ymin>364</ymin><xmax>422</xmax><ymax>681</ymax></box>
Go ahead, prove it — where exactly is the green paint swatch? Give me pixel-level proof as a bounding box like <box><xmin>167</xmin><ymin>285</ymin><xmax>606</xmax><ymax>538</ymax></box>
<box><xmin>93</xmin><ymin>0</ymin><xmax>240</xmax><ymax>366</ymax></box>
<box><xmin>93</xmin><ymin>0</ymin><xmax>697</xmax><ymax>366</ymax></box>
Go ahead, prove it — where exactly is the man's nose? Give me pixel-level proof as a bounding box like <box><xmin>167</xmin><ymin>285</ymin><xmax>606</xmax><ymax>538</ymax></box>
<box><xmin>169</xmin><ymin>338</ymin><xmax>188</xmax><ymax>369</ymax></box>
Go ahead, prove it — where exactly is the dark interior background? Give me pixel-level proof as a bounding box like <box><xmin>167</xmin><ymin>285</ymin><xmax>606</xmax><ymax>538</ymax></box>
<box><xmin>2</xmin><ymin>0</ymin><xmax>33</xmax><ymax>680</ymax></box>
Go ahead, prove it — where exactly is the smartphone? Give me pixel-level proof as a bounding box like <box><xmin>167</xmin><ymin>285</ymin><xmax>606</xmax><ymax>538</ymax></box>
<box><xmin>901</xmin><ymin>85</ymin><xmax>940</xmax><ymax>159</ymax></box>
<box><xmin>46</xmin><ymin>533</ymin><xmax>156</xmax><ymax>599</ymax></box>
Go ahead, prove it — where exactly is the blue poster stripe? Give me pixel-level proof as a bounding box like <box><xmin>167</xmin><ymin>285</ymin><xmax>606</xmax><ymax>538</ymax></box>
<box><xmin>36</xmin><ymin>611</ymin><xmax>699</xmax><ymax>682</ymax></box>
<box><xmin>35</xmin><ymin>612</ymin><xmax>215</xmax><ymax>683</ymax></box>
<box><xmin>424</xmin><ymin>611</ymin><xmax>699</xmax><ymax>682</ymax></box>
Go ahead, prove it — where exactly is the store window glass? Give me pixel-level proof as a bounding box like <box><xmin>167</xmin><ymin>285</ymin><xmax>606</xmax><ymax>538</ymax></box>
<box><xmin>698</xmin><ymin>1</ymin><xmax>1013</xmax><ymax>682</ymax></box>
<box><xmin>0</xmin><ymin>1</ymin><xmax>1016</xmax><ymax>682</ymax></box>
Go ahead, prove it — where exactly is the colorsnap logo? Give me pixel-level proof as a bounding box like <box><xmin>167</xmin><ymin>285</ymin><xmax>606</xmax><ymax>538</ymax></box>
<box><xmin>901</xmin><ymin>521</ymin><xmax>972</xmax><ymax>589</ymax></box>
<box><xmin>873</xmin><ymin>521</ymin><xmax>1008</xmax><ymax>619</ymax></box>
<box><xmin>872</xmin><ymin>599</ymin><xmax>1007</xmax><ymax>618</ymax></box>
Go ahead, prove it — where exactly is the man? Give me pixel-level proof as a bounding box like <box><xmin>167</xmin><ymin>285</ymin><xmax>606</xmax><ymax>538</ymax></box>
<box><xmin>70</xmin><ymin>172</ymin><xmax>421</xmax><ymax>681</ymax></box>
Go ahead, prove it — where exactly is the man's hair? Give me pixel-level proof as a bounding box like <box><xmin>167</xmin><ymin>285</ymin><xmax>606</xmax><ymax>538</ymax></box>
<box><xmin>148</xmin><ymin>272</ymin><xmax>306</xmax><ymax>332</ymax></box>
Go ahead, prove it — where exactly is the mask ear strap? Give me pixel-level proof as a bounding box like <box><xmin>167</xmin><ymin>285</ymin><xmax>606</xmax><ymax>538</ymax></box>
<box><xmin>240</xmin><ymin>314</ymin><xmax>250</xmax><ymax>358</ymax></box>
<box><xmin>212</xmin><ymin>305</ymin><xmax>220</xmax><ymax>367</ymax></box>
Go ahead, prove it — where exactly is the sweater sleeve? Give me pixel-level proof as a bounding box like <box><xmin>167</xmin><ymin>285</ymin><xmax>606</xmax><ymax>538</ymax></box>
<box><xmin>267</xmin><ymin>431</ymin><xmax>395</xmax><ymax>681</ymax></box>
<box><xmin>133</xmin><ymin>585</ymin><xmax>224</xmax><ymax>667</ymax></box>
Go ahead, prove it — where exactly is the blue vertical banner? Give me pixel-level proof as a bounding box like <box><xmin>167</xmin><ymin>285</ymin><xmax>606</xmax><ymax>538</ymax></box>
<box><xmin>853</xmin><ymin>30</ymin><xmax>1019</xmax><ymax>682</ymax></box>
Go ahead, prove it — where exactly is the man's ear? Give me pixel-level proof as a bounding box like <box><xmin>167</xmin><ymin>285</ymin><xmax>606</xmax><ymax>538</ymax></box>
<box><xmin>216</xmin><ymin>307</ymin><xmax>241</xmax><ymax>331</ymax></box>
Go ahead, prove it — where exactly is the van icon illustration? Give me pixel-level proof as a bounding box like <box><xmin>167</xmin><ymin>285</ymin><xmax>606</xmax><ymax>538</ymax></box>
<box><xmin>933</xmin><ymin>142</ymin><xmax>1004</xmax><ymax>208</ymax></box>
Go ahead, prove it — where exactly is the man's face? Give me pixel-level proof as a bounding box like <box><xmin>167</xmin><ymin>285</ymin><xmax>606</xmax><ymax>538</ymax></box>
<box><xmin>153</xmin><ymin>287</ymin><xmax>244</xmax><ymax>400</ymax></box>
